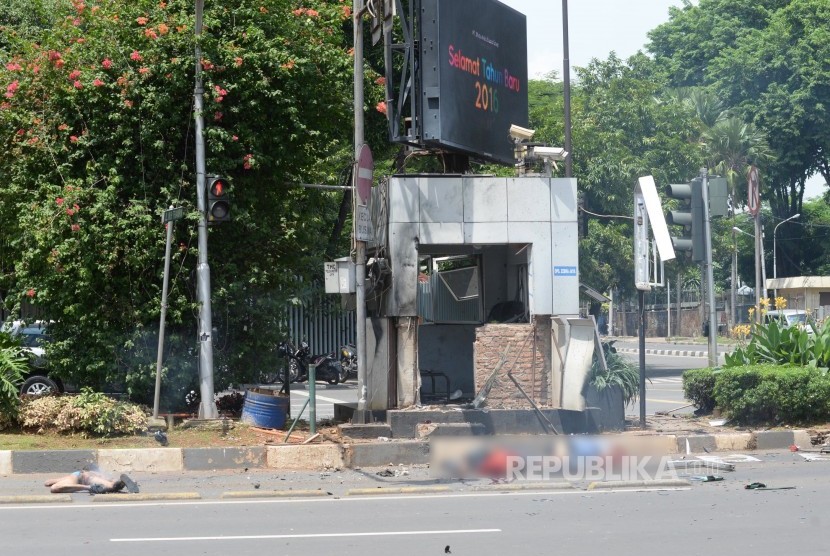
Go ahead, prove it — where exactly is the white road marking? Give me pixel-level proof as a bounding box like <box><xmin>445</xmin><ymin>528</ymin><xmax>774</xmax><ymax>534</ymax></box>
<box><xmin>112</xmin><ymin>528</ymin><xmax>501</xmax><ymax>543</ymax></box>
<box><xmin>290</xmin><ymin>390</ymin><xmax>350</xmax><ymax>404</ymax></box>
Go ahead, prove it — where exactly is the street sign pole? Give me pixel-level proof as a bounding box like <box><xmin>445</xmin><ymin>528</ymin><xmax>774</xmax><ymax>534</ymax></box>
<box><xmin>700</xmin><ymin>168</ymin><xmax>718</xmax><ymax>367</ymax></box>
<box><xmin>748</xmin><ymin>166</ymin><xmax>761</xmax><ymax>323</ymax></box>
<box><xmin>153</xmin><ymin>206</ymin><xmax>183</xmax><ymax>419</ymax></box>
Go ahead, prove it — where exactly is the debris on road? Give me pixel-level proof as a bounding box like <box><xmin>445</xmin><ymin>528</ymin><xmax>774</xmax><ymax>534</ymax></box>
<box><xmin>690</xmin><ymin>475</ymin><xmax>724</xmax><ymax>482</ymax></box>
<box><xmin>745</xmin><ymin>482</ymin><xmax>795</xmax><ymax>490</ymax></box>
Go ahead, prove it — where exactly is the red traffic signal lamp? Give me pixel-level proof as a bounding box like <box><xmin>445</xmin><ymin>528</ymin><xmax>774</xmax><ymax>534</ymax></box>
<box><xmin>206</xmin><ymin>175</ymin><xmax>230</xmax><ymax>224</ymax></box>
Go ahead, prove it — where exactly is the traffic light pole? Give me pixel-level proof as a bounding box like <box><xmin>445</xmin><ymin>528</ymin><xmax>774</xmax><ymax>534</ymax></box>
<box><xmin>193</xmin><ymin>0</ymin><xmax>218</xmax><ymax>419</ymax></box>
<box><xmin>353</xmin><ymin>0</ymin><xmax>369</xmax><ymax>420</ymax></box>
<box><xmin>700</xmin><ymin>168</ymin><xmax>718</xmax><ymax>367</ymax></box>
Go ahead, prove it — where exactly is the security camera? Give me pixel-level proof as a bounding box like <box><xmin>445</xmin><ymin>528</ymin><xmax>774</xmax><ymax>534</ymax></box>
<box><xmin>509</xmin><ymin>124</ymin><xmax>536</xmax><ymax>142</ymax></box>
<box><xmin>532</xmin><ymin>146</ymin><xmax>568</xmax><ymax>160</ymax></box>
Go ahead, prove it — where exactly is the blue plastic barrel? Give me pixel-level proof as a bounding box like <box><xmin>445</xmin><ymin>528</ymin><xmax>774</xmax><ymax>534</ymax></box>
<box><xmin>240</xmin><ymin>389</ymin><xmax>289</xmax><ymax>429</ymax></box>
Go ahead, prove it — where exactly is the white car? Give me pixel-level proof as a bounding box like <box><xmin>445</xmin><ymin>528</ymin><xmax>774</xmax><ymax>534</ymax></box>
<box><xmin>1</xmin><ymin>320</ymin><xmax>62</xmax><ymax>395</ymax></box>
<box><xmin>763</xmin><ymin>310</ymin><xmax>815</xmax><ymax>335</ymax></box>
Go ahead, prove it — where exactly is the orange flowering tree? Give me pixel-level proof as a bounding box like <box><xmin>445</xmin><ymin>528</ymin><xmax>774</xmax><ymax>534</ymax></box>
<box><xmin>0</xmin><ymin>0</ymin><xmax>384</xmax><ymax>405</ymax></box>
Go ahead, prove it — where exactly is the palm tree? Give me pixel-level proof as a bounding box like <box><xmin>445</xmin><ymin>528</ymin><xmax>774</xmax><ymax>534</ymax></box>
<box><xmin>702</xmin><ymin>116</ymin><xmax>773</xmax><ymax>201</ymax></box>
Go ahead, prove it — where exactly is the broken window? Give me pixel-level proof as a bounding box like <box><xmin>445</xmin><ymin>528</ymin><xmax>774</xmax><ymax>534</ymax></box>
<box><xmin>417</xmin><ymin>255</ymin><xmax>484</xmax><ymax>324</ymax></box>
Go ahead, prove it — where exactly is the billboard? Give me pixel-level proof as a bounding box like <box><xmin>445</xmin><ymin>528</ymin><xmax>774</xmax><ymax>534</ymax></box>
<box><xmin>419</xmin><ymin>0</ymin><xmax>528</xmax><ymax>165</ymax></box>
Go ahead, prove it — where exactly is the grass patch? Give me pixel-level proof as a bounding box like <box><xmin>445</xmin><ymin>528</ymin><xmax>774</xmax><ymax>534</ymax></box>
<box><xmin>0</xmin><ymin>422</ymin><xmax>309</xmax><ymax>451</ymax></box>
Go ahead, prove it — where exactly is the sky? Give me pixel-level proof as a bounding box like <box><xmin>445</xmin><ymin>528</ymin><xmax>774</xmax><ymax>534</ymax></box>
<box><xmin>499</xmin><ymin>0</ymin><xmax>685</xmax><ymax>79</ymax></box>
<box><xmin>498</xmin><ymin>0</ymin><xmax>826</xmax><ymax>199</ymax></box>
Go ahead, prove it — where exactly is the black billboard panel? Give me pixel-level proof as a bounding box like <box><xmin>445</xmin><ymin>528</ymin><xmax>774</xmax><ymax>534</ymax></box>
<box><xmin>420</xmin><ymin>0</ymin><xmax>528</xmax><ymax>165</ymax></box>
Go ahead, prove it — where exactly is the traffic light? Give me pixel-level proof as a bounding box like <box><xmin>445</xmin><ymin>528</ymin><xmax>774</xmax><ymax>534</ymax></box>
<box><xmin>665</xmin><ymin>178</ymin><xmax>704</xmax><ymax>262</ymax></box>
<box><xmin>206</xmin><ymin>175</ymin><xmax>230</xmax><ymax>224</ymax></box>
<box><xmin>708</xmin><ymin>176</ymin><xmax>729</xmax><ymax>217</ymax></box>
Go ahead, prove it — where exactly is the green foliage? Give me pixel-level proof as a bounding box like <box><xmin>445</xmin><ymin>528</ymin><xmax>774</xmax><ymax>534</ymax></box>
<box><xmin>568</xmin><ymin>54</ymin><xmax>702</xmax><ymax>297</ymax></box>
<box><xmin>0</xmin><ymin>331</ymin><xmax>27</xmax><ymax>425</ymax></box>
<box><xmin>20</xmin><ymin>388</ymin><xmax>147</xmax><ymax>436</ymax></box>
<box><xmin>0</xmin><ymin>0</ymin><xmax>368</xmax><ymax>401</ymax></box>
<box><xmin>648</xmin><ymin>0</ymin><xmax>830</xmax><ymax>227</ymax></box>
<box><xmin>590</xmin><ymin>346</ymin><xmax>641</xmax><ymax>405</ymax></box>
<box><xmin>713</xmin><ymin>364</ymin><xmax>830</xmax><ymax>424</ymax></box>
<box><xmin>725</xmin><ymin>318</ymin><xmax>830</xmax><ymax>368</ymax></box>
<box><xmin>682</xmin><ymin>368</ymin><xmax>718</xmax><ymax>413</ymax></box>
<box><xmin>684</xmin><ymin>364</ymin><xmax>830</xmax><ymax>424</ymax></box>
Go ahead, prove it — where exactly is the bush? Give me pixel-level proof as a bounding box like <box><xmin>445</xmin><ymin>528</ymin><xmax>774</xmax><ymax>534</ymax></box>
<box><xmin>682</xmin><ymin>368</ymin><xmax>718</xmax><ymax>413</ymax></box>
<box><xmin>590</xmin><ymin>343</ymin><xmax>640</xmax><ymax>405</ymax></box>
<box><xmin>713</xmin><ymin>365</ymin><xmax>830</xmax><ymax>424</ymax></box>
<box><xmin>725</xmin><ymin>318</ymin><xmax>830</xmax><ymax>368</ymax></box>
<box><xmin>20</xmin><ymin>388</ymin><xmax>148</xmax><ymax>436</ymax></box>
<box><xmin>0</xmin><ymin>331</ymin><xmax>28</xmax><ymax>427</ymax></box>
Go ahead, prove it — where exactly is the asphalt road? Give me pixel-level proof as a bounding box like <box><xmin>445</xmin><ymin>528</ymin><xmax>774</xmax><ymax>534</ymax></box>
<box><xmin>2</xmin><ymin>452</ymin><xmax>827</xmax><ymax>556</ymax></box>
<box><xmin>257</xmin><ymin>381</ymin><xmax>359</xmax><ymax>420</ymax></box>
<box><xmin>619</xmin><ymin>350</ymin><xmax>707</xmax><ymax>416</ymax></box>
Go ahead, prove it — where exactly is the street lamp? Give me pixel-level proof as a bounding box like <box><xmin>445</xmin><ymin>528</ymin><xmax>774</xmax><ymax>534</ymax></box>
<box><xmin>773</xmin><ymin>213</ymin><xmax>800</xmax><ymax>300</ymax></box>
<box><xmin>734</xmin><ymin>226</ymin><xmax>767</xmax><ymax>317</ymax></box>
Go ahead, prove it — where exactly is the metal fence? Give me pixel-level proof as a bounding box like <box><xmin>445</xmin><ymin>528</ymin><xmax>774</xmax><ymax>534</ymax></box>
<box><xmin>283</xmin><ymin>297</ymin><xmax>356</xmax><ymax>355</ymax></box>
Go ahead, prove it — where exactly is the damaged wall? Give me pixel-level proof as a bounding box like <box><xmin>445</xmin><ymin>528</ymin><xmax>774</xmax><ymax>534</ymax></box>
<box><xmin>473</xmin><ymin>319</ymin><xmax>551</xmax><ymax>409</ymax></box>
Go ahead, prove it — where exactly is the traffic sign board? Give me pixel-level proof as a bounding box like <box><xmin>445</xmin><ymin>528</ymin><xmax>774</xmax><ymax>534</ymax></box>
<box><xmin>356</xmin><ymin>144</ymin><xmax>374</xmax><ymax>205</ymax></box>
<box><xmin>355</xmin><ymin>205</ymin><xmax>374</xmax><ymax>242</ymax></box>
<box><xmin>747</xmin><ymin>166</ymin><xmax>760</xmax><ymax>216</ymax></box>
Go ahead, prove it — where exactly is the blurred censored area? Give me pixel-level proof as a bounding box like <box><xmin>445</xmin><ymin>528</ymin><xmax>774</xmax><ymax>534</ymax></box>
<box><xmin>431</xmin><ymin>436</ymin><xmax>678</xmax><ymax>482</ymax></box>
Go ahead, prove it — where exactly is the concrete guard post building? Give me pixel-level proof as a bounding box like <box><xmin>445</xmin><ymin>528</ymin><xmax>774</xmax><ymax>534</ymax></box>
<box><xmin>353</xmin><ymin>174</ymin><xmax>607</xmax><ymax>434</ymax></box>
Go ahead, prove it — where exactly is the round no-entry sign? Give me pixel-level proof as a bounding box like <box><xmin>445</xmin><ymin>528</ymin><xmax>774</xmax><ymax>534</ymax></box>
<box><xmin>356</xmin><ymin>143</ymin><xmax>373</xmax><ymax>205</ymax></box>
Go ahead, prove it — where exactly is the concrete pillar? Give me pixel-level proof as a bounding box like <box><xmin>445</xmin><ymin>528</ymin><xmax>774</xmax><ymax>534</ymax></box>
<box><xmin>396</xmin><ymin>317</ymin><xmax>420</xmax><ymax>408</ymax></box>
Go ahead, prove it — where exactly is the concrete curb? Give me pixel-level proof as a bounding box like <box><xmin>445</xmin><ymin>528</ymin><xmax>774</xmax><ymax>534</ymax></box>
<box><xmin>91</xmin><ymin>492</ymin><xmax>201</xmax><ymax>502</ymax></box>
<box><xmin>0</xmin><ymin>430</ymin><xmax>815</xmax><ymax>476</ymax></box>
<box><xmin>221</xmin><ymin>489</ymin><xmax>330</xmax><ymax>499</ymax></box>
<box><xmin>0</xmin><ymin>494</ymin><xmax>72</xmax><ymax>504</ymax></box>
<box><xmin>472</xmin><ymin>482</ymin><xmax>574</xmax><ymax>491</ymax></box>
<box><xmin>587</xmin><ymin>479</ymin><xmax>691</xmax><ymax>490</ymax></box>
<box><xmin>0</xmin><ymin>451</ymin><xmax>11</xmax><ymax>476</ymax></box>
<box><xmin>616</xmin><ymin>347</ymin><xmax>726</xmax><ymax>362</ymax></box>
<box><xmin>344</xmin><ymin>441</ymin><xmax>430</xmax><ymax>468</ymax></box>
<box><xmin>98</xmin><ymin>448</ymin><xmax>183</xmax><ymax>473</ymax></box>
<box><xmin>346</xmin><ymin>486</ymin><xmax>451</xmax><ymax>496</ymax></box>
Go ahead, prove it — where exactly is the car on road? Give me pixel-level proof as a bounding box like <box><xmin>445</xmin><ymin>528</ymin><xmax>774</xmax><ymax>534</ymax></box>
<box><xmin>763</xmin><ymin>309</ymin><xmax>815</xmax><ymax>335</ymax></box>
<box><xmin>1</xmin><ymin>320</ymin><xmax>64</xmax><ymax>395</ymax></box>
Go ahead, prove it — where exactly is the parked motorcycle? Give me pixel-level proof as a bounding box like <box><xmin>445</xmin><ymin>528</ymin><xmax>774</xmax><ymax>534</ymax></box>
<box><xmin>277</xmin><ymin>340</ymin><xmax>348</xmax><ymax>385</ymax></box>
<box><xmin>338</xmin><ymin>343</ymin><xmax>356</xmax><ymax>381</ymax></box>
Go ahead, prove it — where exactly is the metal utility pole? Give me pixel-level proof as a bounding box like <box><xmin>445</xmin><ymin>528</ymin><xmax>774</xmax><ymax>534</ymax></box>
<box><xmin>773</xmin><ymin>214</ymin><xmax>800</xmax><ymax>299</ymax></box>
<box><xmin>638</xmin><ymin>289</ymin><xmax>646</xmax><ymax>429</ymax></box>
<box><xmin>561</xmin><ymin>0</ymin><xmax>572</xmax><ymax>177</ymax></box>
<box><xmin>153</xmin><ymin>207</ymin><xmax>183</xmax><ymax>419</ymax></box>
<box><xmin>700</xmin><ymin>168</ymin><xmax>718</xmax><ymax>367</ymax></box>
<box><xmin>731</xmin><ymin>228</ymin><xmax>737</xmax><ymax>331</ymax></box>
<box><xmin>193</xmin><ymin>0</ymin><xmax>217</xmax><ymax>419</ymax></box>
<box><xmin>353</xmin><ymin>0</ymin><xmax>369</xmax><ymax>420</ymax></box>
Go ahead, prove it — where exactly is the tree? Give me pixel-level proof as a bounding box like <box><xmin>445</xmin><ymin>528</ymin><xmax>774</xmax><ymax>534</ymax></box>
<box><xmin>568</xmin><ymin>54</ymin><xmax>702</xmax><ymax>299</ymax></box>
<box><xmin>648</xmin><ymin>0</ymin><xmax>830</xmax><ymax>222</ymax></box>
<box><xmin>0</xmin><ymin>0</ymin><xmax>373</xmax><ymax>406</ymax></box>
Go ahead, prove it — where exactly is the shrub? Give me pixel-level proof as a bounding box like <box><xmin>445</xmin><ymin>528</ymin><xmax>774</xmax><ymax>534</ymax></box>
<box><xmin>682</xmin><ymin>368</ymin><xmax>717</xmax><ymax>413</ymax></box>
<box><xmin>20</xmin><ymin>388</ymin><xmax>148</xmax><ymax>436</ymax></box>
<box><xmin>590</xmin><ymin>343</ymin><xmax>640</xmax><ymax>405</ymax></box>
<box><xmin>725</xmin><ymin>318</ymin><xmax>830</xmax><ymax>368</ymax></box>
<box><xmin>713</xmin><ymin>365</ymin><xmax>830</xmax><ymax>424</ymax></box>
<box><xmin>0</xmin><ymin>331</ymin><xmax>28</xmax><ymax>427</ymax></box>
